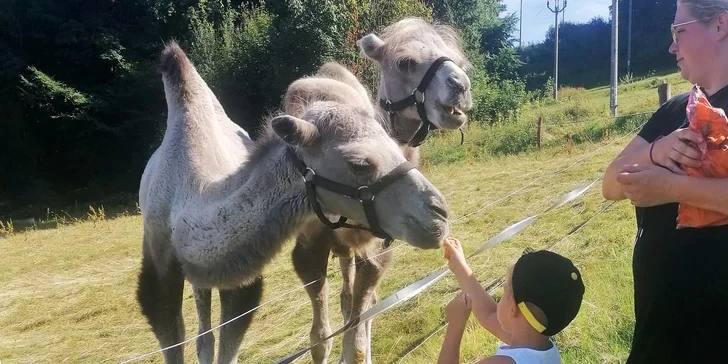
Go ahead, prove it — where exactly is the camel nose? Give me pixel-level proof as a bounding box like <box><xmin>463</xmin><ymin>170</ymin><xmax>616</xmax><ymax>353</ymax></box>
<box><xmin>429</xmin><ymin>202</ymin><xmax>449</xmax><ymax>220</ymax></box>
<box><xmin>447</xmin><ymin>74</ymin><xmax>470</xmax><ymax>92</ymax></box>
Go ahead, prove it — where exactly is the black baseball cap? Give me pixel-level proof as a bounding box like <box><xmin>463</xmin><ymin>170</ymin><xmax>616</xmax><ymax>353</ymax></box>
<box><xmin>512</xmin><ymin>250</ymin><xmax>585</xmax><ymax>336</ymax></box>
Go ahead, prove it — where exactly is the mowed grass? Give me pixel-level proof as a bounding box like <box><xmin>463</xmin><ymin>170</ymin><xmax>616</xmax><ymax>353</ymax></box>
<box><xmin>0</xmin><ymin>73</ymin><xmax>691</xmax><ymax>363</ymax></box>
<box><xmin>0</xmin><ymin>142</ymin><xmax>636</xmax><ymax>364</ymax></box>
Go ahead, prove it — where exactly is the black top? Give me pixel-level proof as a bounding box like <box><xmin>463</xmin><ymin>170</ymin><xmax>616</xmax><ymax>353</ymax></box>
<box><xmin>627</xmin><ymin>85</ymin><xmax>728</xmax><ymax>363</ymax></box>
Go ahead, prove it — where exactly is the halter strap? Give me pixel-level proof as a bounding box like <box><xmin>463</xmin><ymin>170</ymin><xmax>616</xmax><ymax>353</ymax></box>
<box><xmin>379</xmin><ymin>56</ymin><xmax>454</xmax><ymax>147</ymax></box>
<box><xmin>287</xmin><ymin>148</ymin><xmax>415</xmax><ymax>244</ymax></box>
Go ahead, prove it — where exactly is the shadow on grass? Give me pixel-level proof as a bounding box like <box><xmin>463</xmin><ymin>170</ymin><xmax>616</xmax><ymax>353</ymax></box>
<box><xmin>0</xmin><ymin>191</ymin><xmax>139</xmax><ymax>235</ymax></box>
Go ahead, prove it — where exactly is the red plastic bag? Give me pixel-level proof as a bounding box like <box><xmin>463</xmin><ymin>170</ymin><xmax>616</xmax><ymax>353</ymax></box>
<box><xmin>677</xmin><ymin>85</ymin><xmax>728</xmax><ymax>229</ymax></box>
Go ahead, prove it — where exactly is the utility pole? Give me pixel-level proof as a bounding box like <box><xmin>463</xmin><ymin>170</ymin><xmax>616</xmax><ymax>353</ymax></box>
<box><xmin>519</xmin><ymin>0</ymin><xmax>523</xmax><ymax>49</ymax></box>
<box><xmin>627</xmin><ymin>0</ymin><xmax>633</xmax><ymax>75</ymax></box>
<box><xmin>610</xmin><ymin>0</ymin><xmax>619</xmax><ymax>117</ymax></box>
<box><xmin>547</xmin><ymin>0</ymin><xmax>567</xmax><ymax>101</ymax></box>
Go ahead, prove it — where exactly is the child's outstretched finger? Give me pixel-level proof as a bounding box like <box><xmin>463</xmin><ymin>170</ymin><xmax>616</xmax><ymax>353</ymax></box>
<box><xmin>443</xmin><ymin>239</ymin><xmax>454</xmax><ymax>260</ymax></box>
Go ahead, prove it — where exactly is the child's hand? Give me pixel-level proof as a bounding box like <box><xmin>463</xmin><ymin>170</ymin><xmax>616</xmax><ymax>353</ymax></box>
<box><xmin>445</xmin><ymin>292</ymin><xmax>472</xmax><ymax>328</ymax></box>
<box><xmin>443</xmin><ymin>237</ymin><xmax>471</xmax><ymax>277</ymax></box>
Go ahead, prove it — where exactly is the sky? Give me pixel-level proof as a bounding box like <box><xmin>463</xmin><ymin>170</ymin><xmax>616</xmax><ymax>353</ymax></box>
<box><xmin>501</xmin><ymin>0</ymin><xmax>613</xmax><ymax>46</ymax></box>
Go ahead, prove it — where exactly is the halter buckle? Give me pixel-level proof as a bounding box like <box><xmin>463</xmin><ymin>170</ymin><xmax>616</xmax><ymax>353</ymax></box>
<box><xmin>357</xmin><ymin>185</ymin><xmax>375</xmax><ymax>202</ymax></box>
<box><xmin>384</xmin><ymin>100</ymin><xmax>393</xmax><ymax>112</ymax></box>
<box><xmin>303</xmin><ymin>168</ymin><xmax>316</xmax><ymax>183</ymax></box>
<box><xmin>411</xmin><ymin>88</ymin><xmax>425</xmax><ymax>104</ymax></box>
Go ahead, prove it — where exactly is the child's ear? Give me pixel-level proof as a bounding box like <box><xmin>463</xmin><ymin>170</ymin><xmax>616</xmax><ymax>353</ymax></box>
<box><xmin>510</xmin><ymin>301</ymin><xmax>520</xmax><ymax>318</ymax></box>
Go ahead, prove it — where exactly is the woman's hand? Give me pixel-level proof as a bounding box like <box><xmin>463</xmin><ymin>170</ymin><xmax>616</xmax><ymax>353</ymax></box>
<box><xmin>445</xmin><ymin>292</ymin><xmax>472</xmax><ymax>328</ymax></box>
<box><xmin>651</xmin><ymin>128</ymin><xmax>704</xmax><ymax>175</ymax></box>
<box><xmin>616</xmin><ymin>164</ymin><xmax>681</xmax><ymax>207</ymax></box>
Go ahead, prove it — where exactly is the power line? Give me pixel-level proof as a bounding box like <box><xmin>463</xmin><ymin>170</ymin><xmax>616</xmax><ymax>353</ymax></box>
<box><xmin>610</xmin><ymin>0</ymin><xmax>619</xmax><ymax>117</ymax></box>
<box><xmin>627</xmin><ymin>0</ymin><xmax>633</xmax><ymax>75</ymax></box>
<box><xmin>519</xmin><ymin>0</ymin><xmax>523</xmax><ymax>49</ymax></box>
<box><xmin>547</xmin><ymin>0</ymin><xmax>567</xmax><ymax>101</ymax></box>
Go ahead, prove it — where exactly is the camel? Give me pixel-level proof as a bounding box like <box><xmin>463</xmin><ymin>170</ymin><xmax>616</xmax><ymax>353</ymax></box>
<box><xmin>283</xmin><ymin>18</ymin><xmax>473</xmax><ymax>364</ymax></box>
<box><xmin>135</xmin><ymin>41</ymin><xmax>450</xmax><ymax>364</ymax></box>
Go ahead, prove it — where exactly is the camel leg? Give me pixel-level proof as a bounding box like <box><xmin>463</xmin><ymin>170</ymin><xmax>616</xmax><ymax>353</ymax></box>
<box><xmin>194</xmin><ymin>286</ymin><xmax>214</xmax><ymax>364</ymax></box>
<box><xmin>340</xmin><ymin>247</ymin><xmax>393</xmax><ymax>364</ymax></box>
<box><xmin>338</xmin><ymin>253</ymin><xmax>355</xmax><ymax>325</ymax></box>
<box><xmin>361</xmin><ymin>251</ymin><xmax>385</xmax><ymax>364</ymax></box>
<box><xmin>136</xmin><ymin>233</ymin><xmax>186</xmax><ymax>364</ymax></box>
<box><xmin>216</xmin><ymin>277</ymin><xmax>264</xmax><ymax>364</ymax></box>
<box><xmin>365</xmin><ymin>290</ymin><xmax>378</xmax><ymax>364</ymax></box>
<box><xmin>292</xmin><ymin>233</ymin><xmax>334</xmax><ymax>364</ymax></box>
<box><xmin>335</xmin><ymin>245</ymin><xmax>355</xmax><ymax>364</ymax></box>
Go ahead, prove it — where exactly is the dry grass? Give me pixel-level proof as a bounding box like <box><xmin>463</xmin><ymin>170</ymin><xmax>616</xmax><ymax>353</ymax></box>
<box><xmin>1</xmin><ymin>140</ymin><xmax>636</xmax><ymax>364</ymax></box>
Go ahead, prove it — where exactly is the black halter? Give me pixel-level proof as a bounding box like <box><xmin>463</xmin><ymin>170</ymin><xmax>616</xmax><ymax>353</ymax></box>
<box><xmin>287</xmin><ymin>148</ymin><xmax>415</xmax><ymax>247</ymax></box>
<box><xmin>379</xmin><ymin>56</ymin><xmax>464</xmax><ymax>147</ymax></box>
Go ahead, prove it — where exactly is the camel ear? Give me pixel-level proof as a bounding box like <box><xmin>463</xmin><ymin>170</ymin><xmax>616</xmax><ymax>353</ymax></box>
<box><xmin>357</xmin><ymin>34</ymin><xmax>385</xmax><ymax>61</ymax></box>
<box><xmin>271</xmin><ymin>115</ymin><xmax>320</xmax><ymax>147</ymax></box>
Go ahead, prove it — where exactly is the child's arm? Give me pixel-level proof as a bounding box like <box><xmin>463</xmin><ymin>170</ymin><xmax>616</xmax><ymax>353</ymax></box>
<box><xmin>438</xmin><ymin>321</ymin><xmax>466</xmax><ymax>364</ymax></box>
<box><xmin>438</xmin><ymin>292</ymin><xmax>471</xmax><ymax>364</ymax></box>
<box><xmin>444</xmin><ymin>238</ymin><xmax>513</xmax><ymax>345</ymax></box>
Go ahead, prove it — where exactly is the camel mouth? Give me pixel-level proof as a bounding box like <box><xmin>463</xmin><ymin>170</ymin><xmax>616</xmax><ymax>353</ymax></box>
<box><xmin>434</xmin><ymin>102</ymin><xmax>468</xmax><ymax>129</ymax></box>
<box><xmin>440</xmin><ymin>103</ymin><xmax>464</xmax><ymax>116</ymax></box>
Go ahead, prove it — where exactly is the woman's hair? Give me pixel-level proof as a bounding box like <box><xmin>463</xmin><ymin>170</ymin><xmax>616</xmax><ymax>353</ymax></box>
<box><xmin>680</xmin><ymin>0</ymin><xmax>728</xmax><ymax>22</ymax></box>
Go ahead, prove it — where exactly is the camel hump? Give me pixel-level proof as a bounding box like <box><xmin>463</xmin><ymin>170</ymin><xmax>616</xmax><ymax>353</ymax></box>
<box><xmin>157</xmin><ymin>40</ymin><xmax>215</xmax><ymax>118</ymax></box>
<box><xmin>158</xmin><ymin>40</ymin><xmax>192</xmax><ymax>86</ymax></box>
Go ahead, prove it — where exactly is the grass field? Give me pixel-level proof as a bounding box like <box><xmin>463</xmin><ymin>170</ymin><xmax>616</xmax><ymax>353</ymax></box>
<box><xmin>0</xmin><ymin>72</ymin><xmax>692</xmax><ymax>363</ymax></box>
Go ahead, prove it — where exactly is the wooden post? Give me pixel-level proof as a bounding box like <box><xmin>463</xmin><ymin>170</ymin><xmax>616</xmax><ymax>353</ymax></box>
<box><xmin>658</xmin><ymin>83</ymin><xmax>671</xmax><ymax>106</ymax></box>
<box><xmin>566</xmin><ymin>133</ymin><xmax>574</xmax><ymax>154</ymax></box>
<box><xmin>537</xmin><ymin>116</ymin><xmax>542</xmax><ymax>149</ymax></box>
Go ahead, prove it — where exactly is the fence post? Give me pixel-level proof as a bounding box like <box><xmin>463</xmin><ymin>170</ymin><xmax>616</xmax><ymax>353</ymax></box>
<box><xmin>537</xmin><ymin>116</ymin><xmax>542</xmax><ymax>149</ymax></box>
<box><xmin>658</xmin><ymin>83</ymin><xmax>671</xmax><ymax>106</ymax></box>
<box><xmin>566</xmin><ymin>133</ymin><xmax>574</xmax><ymax>154</ymax></box>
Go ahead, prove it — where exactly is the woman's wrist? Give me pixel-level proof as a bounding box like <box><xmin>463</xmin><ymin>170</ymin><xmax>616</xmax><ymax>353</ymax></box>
<box><xmin>649</xmin><ymin>135</ymin><xmax>665</xmax><ymax>166</ymax></box>
<box><xmin>668</xmin><ymin>173</ymin><xmax>688</xmax><ymax>203</ymax></box>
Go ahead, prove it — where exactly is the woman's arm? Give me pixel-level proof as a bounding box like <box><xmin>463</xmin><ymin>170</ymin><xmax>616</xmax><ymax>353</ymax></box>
<box><xmin>616</xmin><ymin>163</ymin><xmax>728</xmax><ymax>215</ymax></box>
<box><xmin>673</xmin><ymin>175</ymin><xmax>728</xmax><ymax>215</ymax></box>
<box><xmin>602</xmin><ymin>136</ymin><xmax>651</xmax><ymax>201</ymax></box>
<box><xmin>604</xmin><ymin>128</ymin><xmax>704</xmax><ymax>201</ymax></box>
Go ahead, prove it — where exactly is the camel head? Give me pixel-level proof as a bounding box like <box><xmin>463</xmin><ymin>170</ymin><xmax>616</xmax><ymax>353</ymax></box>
<box><xmin>358</xmin><ymin>18</ymin><xmax>473</xmax><ymax>131</ymax></box>
<box><xmin>270</xmin><ymin>101</ymin><xmax>449</xmax><ymax>249</ymax></box>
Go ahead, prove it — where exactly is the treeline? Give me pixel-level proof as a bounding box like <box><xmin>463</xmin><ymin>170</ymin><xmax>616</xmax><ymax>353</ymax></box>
<box><xmin>1</xmin><ymin>0</ymin><xmax>531</xmax><ymax>213</ymax></box>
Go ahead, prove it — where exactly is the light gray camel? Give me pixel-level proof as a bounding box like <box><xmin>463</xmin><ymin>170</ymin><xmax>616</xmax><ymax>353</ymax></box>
<box><xmin>135</xmin><ymin>41</ymin><xmax>450</xmax><ymax>364</ymax></box>
<box><xmin>283</xmin><ymin>18</ymin><xmax>473</xmax><ymax>364</ymax></box>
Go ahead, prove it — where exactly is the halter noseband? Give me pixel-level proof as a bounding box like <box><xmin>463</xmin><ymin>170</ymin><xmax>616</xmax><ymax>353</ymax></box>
<box><xmin>379</xmin><ymin>56</ymin><xmax>464</xmax><ymax>147</ymax></box>
<box><xmin>287</xmin><ymin>148</ymin><xmax>415</xmax><ymax>247</ymax></box>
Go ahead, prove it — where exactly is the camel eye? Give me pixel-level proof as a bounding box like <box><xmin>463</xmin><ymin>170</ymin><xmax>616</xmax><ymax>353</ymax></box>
<box><xmin>349</xmin><ymin>160</ymin><xmax>374</xmax><ymax>175</ymax></box>
<box><xmin>397</xmin><ymin>58</ymin><xmax>417</xmax><ymax>72</ymax></box>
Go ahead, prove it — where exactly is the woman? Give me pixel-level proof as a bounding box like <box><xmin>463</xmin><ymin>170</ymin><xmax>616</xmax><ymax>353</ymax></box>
<box><xmin>602</xmin><ymin>1</ymin><xmax>728</xmax><ymax>362</ymax></box>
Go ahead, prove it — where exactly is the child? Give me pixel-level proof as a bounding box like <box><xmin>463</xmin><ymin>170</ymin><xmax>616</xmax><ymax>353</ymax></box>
<box><xmin>438</xmin><ymin>237</ymin><xmax>584</xmax><ymax>364</ymax></box>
